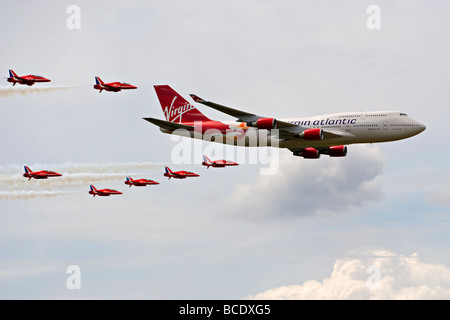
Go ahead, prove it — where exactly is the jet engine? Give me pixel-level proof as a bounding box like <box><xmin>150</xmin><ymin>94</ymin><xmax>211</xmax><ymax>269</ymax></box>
<box><xmin>247</xmin><ymin>118</ymin><xmax>277</xmax><ymax>130</ymax></box>
<box><xmin>327</xmin><ymin>145</ymin><xmax>347</xmax><ymax>157</ymax></box>
<box><xmin>294</xmin><ymin>128</ymin><xmax>324</xmax><ymax>140</ymax></box>
<box><xmin>293</xmin><ymin>147</ymin><xmax>321</xmax><ymax>159</ymax></box>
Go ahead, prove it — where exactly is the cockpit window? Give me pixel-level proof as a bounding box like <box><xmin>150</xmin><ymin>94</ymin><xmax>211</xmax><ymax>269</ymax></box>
<box><xmin>400</xmin><ymin>113</ymin><xmax>408</xmax><ymax>116</ymax></box>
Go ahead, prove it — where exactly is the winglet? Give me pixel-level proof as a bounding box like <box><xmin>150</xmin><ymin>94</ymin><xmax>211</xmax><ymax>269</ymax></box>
<box><xmin>189</xmin><ymin>94</ymin><xmax>205</xmax><ymax>103</ymax></box>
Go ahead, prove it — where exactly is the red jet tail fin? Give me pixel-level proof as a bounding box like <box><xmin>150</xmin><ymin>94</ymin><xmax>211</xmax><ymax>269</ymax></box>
<box><xmin>154</xmin><ymin>85</ymin><xmax>210</xmax><ymax>124</ymax></box>
<box><xmin>95</xmin><ymin>76</ymin><xmax>105</xmax><ymax>85</ymax></box>
<box><xmin>9</xmin><ymin>69</ymin><xmax>18</xmax><ymax>78</ymax></box>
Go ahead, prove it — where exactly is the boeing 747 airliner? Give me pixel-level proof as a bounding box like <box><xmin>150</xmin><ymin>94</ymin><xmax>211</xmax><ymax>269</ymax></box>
<box><xmin>144</xmin><ymin>85</ymin><xmax>426</xmax><ymax>158</ymax></box>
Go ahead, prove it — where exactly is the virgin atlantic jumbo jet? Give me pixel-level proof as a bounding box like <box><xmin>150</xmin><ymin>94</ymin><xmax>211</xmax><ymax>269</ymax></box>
<box><xmin>144</xmin><ymin>85</ymin><xmax>426</xmax><ymax>159</ymax></box>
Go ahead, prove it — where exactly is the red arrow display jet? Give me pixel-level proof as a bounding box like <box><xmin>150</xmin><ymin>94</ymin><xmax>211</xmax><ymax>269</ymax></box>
<box><xmin>163</xmin><ymin>166</ymin><xmax>199</xmax><ymax>180</ymax></box>
<box><xmin>93</xmin><ymin>76</ymin><xmax>137</xmax><ymax>93</ymax></box>
<box><xmin>23</xmin><ymin>166</ymin><xmax>62</xmax><ymax>180</ymax></box>
<box><xmin>202</xmin><ymin>155</ymin><xmax>239</xmax><ymax>169</ymax></box>
<box><xmin>89</xmin><ymin>185</ymin><xmax>122</xmax><ymax>197</ymax></box>
<box><xmin>124</xmin><ymin>176</ymin><xmax>159</xmax><ymax>187</ymax></box>
<box><xmin>7</xmin><ymin>69</ymin><xmax>51</xmax><ymax>86</ymax></box>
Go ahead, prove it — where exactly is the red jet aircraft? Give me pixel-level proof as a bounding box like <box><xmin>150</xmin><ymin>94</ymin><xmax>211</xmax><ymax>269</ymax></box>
<box><xmin>7</xmin><ymin>69</ymin><xmax>51</xmax><ymax>86</ymax></box>
<box><xmin>164</xmin><ymin>167</ymin><xmax>199</xmax><ymax>180</ymax></box>
<box><xmin>202</xmin><ymin>155</ymin><xmax>239</xmax><ymax>169</ymax></box>
<box><xmin>93</xmin><ymin>76</ymin><xmax>137</xmax><ymax>93</ymax></box>
<box><xmin>23</xmin><ymin>166</ymin><xmax>62</xmax><ymax>180</ymax></box>
<box><xmin>89</xmin><ymin>185</ymin><xmax>122</xmax><ymax>197</ymax></box>
<box><xmin>124</xmin><ymin>176</ymin><xmax>159</xmax><ymax>187</ymax></box>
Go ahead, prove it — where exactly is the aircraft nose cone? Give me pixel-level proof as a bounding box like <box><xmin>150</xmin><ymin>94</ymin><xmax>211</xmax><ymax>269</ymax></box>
<box><xmin>418</xmin><ymin>121</ymin><xmax>426</xmax><ymax>133</ymax></box>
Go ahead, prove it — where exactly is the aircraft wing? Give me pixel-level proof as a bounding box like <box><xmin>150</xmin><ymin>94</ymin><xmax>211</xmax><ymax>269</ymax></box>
<box><xmin>189</xmin><ymin>94</ymin><xmax>345</xmax><ymax>140</ymax></box>
<box><xmin>190</xmin><ymin>94</ymin><xmax>261</xmax><ymax>122</ymax></box>
<box><xmin>143</xmin><ymin>117</ymin><xmax>195</xmax><ymax>131</ymax></box>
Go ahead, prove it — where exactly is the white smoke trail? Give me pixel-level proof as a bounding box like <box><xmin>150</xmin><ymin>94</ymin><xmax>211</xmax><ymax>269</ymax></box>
<box><xmin>0</xmin><ymin>85</ymin><xmax>80</xmax><ymax>97</ymax></box>
<box><xmin>0</xmin><ymin>161</ymin><xmax>173</xmax><ymax>174</ymax></box>
<box><xmin>0</xmin><ymin>161</ymin><xmax>171</xmax><ymax>190</ymax></box>
<box><xmin>0</xmin><ymin>191</ymin><xmax>73</xmax><ymax>200</ymax></box>
<box><xmin>0</xmin><ymin>173</ymin><xmax>134</xmax><ymax>188</ymax></box>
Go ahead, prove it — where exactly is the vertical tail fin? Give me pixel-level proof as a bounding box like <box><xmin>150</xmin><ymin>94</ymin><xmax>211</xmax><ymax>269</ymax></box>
<box><xmin>126</xmin><ymin>177</ymin><xmax>132</xmax><ymax>187</ymax></box>
<box><xmin>24</xmin><ymin>166</ymin><xmax>31</xmax><ymax>174</ymax></box>
<box><xmin>9</xmin><ymin>69</ymin><xmax>17</xmax><ymax>78</ymax></box>
<box><xmin>154</xmin><ymin>85</ymin><xmax>210</xmax><ymax>123</ymax></box>
<box><xmin>203</xmin><ymin>155</ymin><xmax>212</xmax><ymax>163</ymax></box>
<box><xmin>90</xmin><ymin>185</ymin><xmax>97</xmax><ymax>191</ymax></box>
<box><xmin>165</xmin><ymin>166</ymin><xmax>172</xmax><ymax>174</ymax></box>
<box><xmin>95</xmin><ymin>77</ymin><xmax>104</xmax><ymax>85</ymax></box>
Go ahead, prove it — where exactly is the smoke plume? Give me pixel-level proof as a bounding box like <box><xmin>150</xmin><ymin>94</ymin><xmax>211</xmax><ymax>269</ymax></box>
<box><xmin>0</xmin><ymin>85</ymin><xmax>79</xmax><ymax>97</ymax></box>
<box><xmin>0</xmin><ymin>191</ymin><xmax>73</xmax><ymax>200</ymax></box>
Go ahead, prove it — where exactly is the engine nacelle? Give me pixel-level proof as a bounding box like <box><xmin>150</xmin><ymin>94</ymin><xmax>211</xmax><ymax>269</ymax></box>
<box><xmin>293</xmin><ymin>147</ymin><xmax>320</xmax><ymax>159</ymax></box>
<box><xmin>247</xmin><ymin>118</ymin><xmax>277</xmax><ymax>130</ymax></box>
<box><xmin>295</xmin><ymin>128</ymin><xmax>324</xmax><ymax>140</ymax></box>
<box><xmin>327</xmin><ymin>145</ymin><xmax>347</xmax><ymax>157</ymax></box>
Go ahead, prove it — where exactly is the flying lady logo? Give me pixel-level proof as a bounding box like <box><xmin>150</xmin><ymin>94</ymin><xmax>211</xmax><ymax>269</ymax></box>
<box><xmin>226</xmin><ymin>122</ymin><xmax>249</xmax><ymax>141</ymax></box>
<box><xmin>163</xmin><ymin>96</ymin><xmax>195</xmax><ymax>123</ymax></box>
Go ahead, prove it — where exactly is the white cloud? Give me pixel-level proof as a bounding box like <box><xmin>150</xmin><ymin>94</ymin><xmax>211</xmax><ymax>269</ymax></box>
<box><xmin>245</xmin><ymin>249</ymin><xmax>450</xmax><ymax>300</ymax></box>
<box><xmin>225</xmin><ymin>145</ymin><xmax>385</xmax><ymax>218</ymax></box>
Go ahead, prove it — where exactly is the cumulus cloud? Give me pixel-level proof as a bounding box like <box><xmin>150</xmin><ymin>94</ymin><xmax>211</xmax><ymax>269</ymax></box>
<box><xmin>245</xmin><ymin>249</ymin><xmax>450</xmax><ymax>300</ymax></box>
<box><xmin>226</xmin><ymin>145</ymin><xmax>385</xmax><ymax>218</ymax></box>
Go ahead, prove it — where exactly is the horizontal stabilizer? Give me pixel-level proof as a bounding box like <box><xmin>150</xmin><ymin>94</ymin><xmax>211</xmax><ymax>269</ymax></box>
<box><xmin>143</xmin><ymin>117</ymin><xmax>195</xmax><ymax>131</ymax></box>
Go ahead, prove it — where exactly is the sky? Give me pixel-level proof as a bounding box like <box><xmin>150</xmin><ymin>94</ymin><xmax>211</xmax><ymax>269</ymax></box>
<box><xmin>1</xmin><ymin>0</ymin><xmax>450</xmax><ymax>299</ymax></box>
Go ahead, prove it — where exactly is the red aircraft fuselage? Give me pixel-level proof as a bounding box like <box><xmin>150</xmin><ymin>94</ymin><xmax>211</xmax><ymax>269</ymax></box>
<box><xmin>202</xmin><ymin>155</ymin><xmax>239</xmax><ymax>169</ymax></box>
<box><xmin>93</xmin><ymin>76</ymin><xmax>137</xmax><ymax>93</ymax></box>
<box><xmin>163</xmin><ymin>167</ymin><xmax>199</xmax><ymax>179</ymax></box>
<box><xmin>124</xmin><ymin>177</ymin><xmax>159</xmax><ymax>187</ymax></box>
<box><xmin>89</xmin><ymin>185</ymin><xmax>122</xmax><ymax>197</ymax></box>
<box><xmin>7</xmin><ymin>69</ymin><xmax>50</xmax><ymax>86</ymax></box>
<box><xmin>23</xmin><ymin>166</ymin><xmax>62</xmax><ymax>180</ymax></box>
